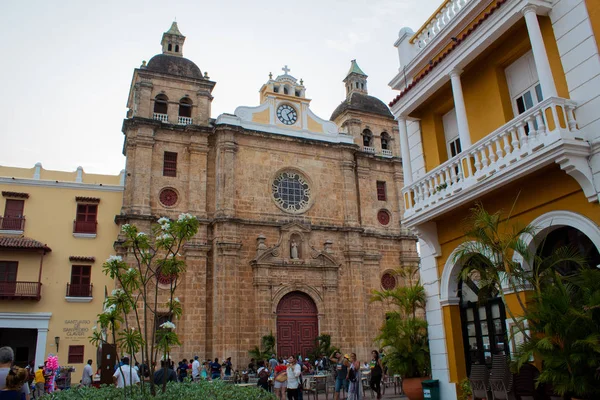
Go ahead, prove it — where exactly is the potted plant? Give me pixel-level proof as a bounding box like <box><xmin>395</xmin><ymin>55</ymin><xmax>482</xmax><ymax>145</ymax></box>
<box><xmin>371</xmin><ymin>265</ymin><xmax>430</xmax><ymax>400</ymax></box>
<box><xmin>457</xmin><ymin>377</ymin><xmax>472</xmax><ymax>400</ymax></box>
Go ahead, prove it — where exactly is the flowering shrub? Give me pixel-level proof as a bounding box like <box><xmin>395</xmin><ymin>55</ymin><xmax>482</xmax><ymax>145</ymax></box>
<box><xmin>90</xmin><ymin>214</ymin><xmax>200</xmax><ymax>395</ymax></box>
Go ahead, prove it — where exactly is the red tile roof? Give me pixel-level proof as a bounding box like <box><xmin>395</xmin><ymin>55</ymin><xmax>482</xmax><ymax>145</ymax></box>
<box><xmin>2</xmin><ymin>191</ymin><xmax>30</xmax><ymax>199</ymax></box>
<box><xmin>389</xmin><ymin>0</ymin><xmax>507</xmax><ymax>108</ymax></box>
<box><xmin>75</xmin><ymin>196</ymin><xmax>101</xmax><ymax>203</ymax></box>
<box><xmin>0</xmin><ymin>236</ymin><xmax>51</xmax><ymax>252</ymax></box>
<box><xmin>69</xmin><ymin>256</ymin><xmax>95</xmax><ymax>262</ymax></box>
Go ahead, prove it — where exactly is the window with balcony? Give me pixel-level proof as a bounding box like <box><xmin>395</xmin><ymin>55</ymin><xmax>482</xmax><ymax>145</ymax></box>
<box><xmin>0</xmin><ymin>261</ymin><xmax>17</xmax><ymax>297</ymax></box>
<box><xmin>381</xmin><ymin>132</ymin><xmax>390</xmax><ymax>150</ymax></box>
<box><xmin>178</xmin><ymin>97</ymin><xmax>193</xmax><ymax>125</ymax></box>
<box><xmin>376</xmin><ymin>181</ymin><xmax>387</xmax><ymax>201</ymax></box>
<box><xmin>505</xmin><ymin>51</ymin><xmax>542</xmax><ymax>117</ymax></box>
<box><xmin>74</xmin><ymin>204</ymin><xmax>97</xmax><ymax>235</ymax></box>
<box><xmin>67</xmin><ymin>265</ymin><xmax>92</xmax><ymax>298</ymax></box>
<box><xmin>362</xmin><ymin>129</ymin><xmax>373</xmax><ymax>147</ymax></box>
<box><xmin>443</xmin><ymin>108</ymin><xmax>462</xmax><ymax>158</ymax></box>
<box><xmin>163</xmin><ymin>152</ymin><xmax>177</xmax><ymax>177</ymax></box>
<box><xmin>1</xmin><ymin>199</ymin><xmax>25</xmax><ymax>231</ymax></box>
<box><xmin>68</xmin><ymin>345</ymin><xmax>85</xmax><ymax>364</ymax></box>
<box><xmin>153</xmin><ymin>94</ymin><xmax>169</xmax><ymax>122</ymax></box>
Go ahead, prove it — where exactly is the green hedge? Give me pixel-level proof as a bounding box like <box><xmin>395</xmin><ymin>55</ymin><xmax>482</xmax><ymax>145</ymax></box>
<box><xmin>49</xmin><ymin>381</ymin><xmax>277</xmax><ymax>400</ymax></box>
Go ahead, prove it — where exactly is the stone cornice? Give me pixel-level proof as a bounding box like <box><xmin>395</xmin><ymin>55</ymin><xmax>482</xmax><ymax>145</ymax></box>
<box><xmin>122</xmin><ymin>117</ymin><xmax>213</xmax><ymax>135</ymax></box>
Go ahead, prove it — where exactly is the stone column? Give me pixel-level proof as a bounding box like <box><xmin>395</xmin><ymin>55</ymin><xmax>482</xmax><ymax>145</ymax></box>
<box><xmin>523</xmin><ymin>5</ymin><xmax>558</xmax><ymax>98</ymax></box>
<box><xmin>188</xmin><ymin>139</ymin><xmax>209</xmax><ymax>219</ymax></box>
<box><xmin>392</xmin><ymin>161</ymin><xmax>406</xmax><ymax>221</ymax></box>
<box><xmin>397</xmin><ymin>117</ymin><xmax>413</xmax><ymax>185</ymax></box>
<box><xmin>340</xmin><ymin>151</ymin><xmax>360</xmax><ymax>227</ymax></box>
<box><xmin>35</xmin><ymin>328</ymin><xmax>49</xmax><ymax>368</ymax></box>
<box><xmin>363</xmin><ymin>253</ymin><xmax>382</xmax><ymax>360</ymax></box>
<box><xmin>344</xmin><ymin>232</ymin><xmax>368</xmax><ymax>358</ymax></box>
<box><xmin>131</xmin><ymin>130</ymin><xmax>155</xmax><ymax>215</ymax></box>
<box><xmin>181</xmin><ymin>243</ymin><xmax>211</xmax><ymax>358</ymax></box>
<box><xmin>215</xmin><ymin>130</ymin><xmax>237</xmax><ymax>218</ymax></box>
<box><xmin>449</xmin><ymin>69</ymin><xmax>472</xmax><ymax>149</ymax></box>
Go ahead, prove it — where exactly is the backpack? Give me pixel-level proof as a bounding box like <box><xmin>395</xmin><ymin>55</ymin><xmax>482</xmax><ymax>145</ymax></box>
<box><xmin>348</xmin><ymin>367</ymin><xmax>357</xmax><ymax>383</ymax></box>
<box><xmin>258</xmin><ymin>368</ymin><xmax>269</xmax><ymax>384</ymax></box>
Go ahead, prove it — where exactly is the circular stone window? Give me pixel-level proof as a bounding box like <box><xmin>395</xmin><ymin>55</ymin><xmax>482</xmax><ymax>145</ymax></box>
<box><xmin>377</xmin><ymin>209</ymin><xmax>391</xmax><ymax>226</ymax></box>
<box><xmin>157</xmin><ymin>270</ymin><xmax>176</xmax><ymax>285</ymax></box>
<box><xmin>159</xmin><ymin>188</ymin><xmax>178</xmax><ymax>207</ymax></box>
<box><xmin>271</xmin><ymin>170</ymin><xmax>312</xmax><ymax>214</ymax></box>
<box><xmin>381</xmin><ymin>273</ymin><xmax>397</xmax><ymax>290</ymax></box>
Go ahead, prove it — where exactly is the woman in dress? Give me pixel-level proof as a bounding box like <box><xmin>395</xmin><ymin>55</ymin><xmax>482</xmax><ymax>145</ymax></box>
<box><xmin>347</xmin><ymin>353</ymin><xmax>362</xmax><ymax>400</ymax></box>
<box><xmin>369</xmin><ymin>350</ymin><xmax>384</xmax><ymax>399</ymax></box>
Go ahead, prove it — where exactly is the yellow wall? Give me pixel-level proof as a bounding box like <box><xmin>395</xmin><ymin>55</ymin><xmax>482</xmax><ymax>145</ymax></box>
<box><xmin>586</xmin><ymin>0</ymin><xmax>600</xmax><ymax>53</ymax></box>
<box><xmin>432</xmin><ymin>165</ymin><xmax>600</xmax><ymax>382</ymax></box>
<box><xmin>0</xmin><ymin>165</ymin><xmax>122</xmax><ymax>371</ymax></box>
<box><xmin>411</xmin><ymin>16</ymin><xmax>570</xmax><ymax>174</ymax></box>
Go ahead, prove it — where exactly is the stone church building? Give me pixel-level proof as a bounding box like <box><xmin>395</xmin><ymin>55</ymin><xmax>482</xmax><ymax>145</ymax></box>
<box><xmin>117</xmin><ymin>22</ymin><xmax>418</xmax><ymax>366</ymax></box>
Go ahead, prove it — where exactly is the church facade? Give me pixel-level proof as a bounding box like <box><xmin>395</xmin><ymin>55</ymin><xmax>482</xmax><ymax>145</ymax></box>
<box><xmin>117</xmin><ymin>22</ymin><xmax>417</xmax><ymax>366</ymax></box>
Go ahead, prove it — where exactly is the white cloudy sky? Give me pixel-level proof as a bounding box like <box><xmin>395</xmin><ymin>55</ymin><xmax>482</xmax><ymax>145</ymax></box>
<box><xmin>1</xmin><ymin>0</ymin><xmax>441</xmax><ymax>175</ymax></box>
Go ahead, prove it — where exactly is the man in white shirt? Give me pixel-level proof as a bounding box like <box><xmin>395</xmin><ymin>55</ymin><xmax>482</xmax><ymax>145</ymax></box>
<box><xmin>286</xmin><ymin>356</ymin><xmax>302</xmax><ymax>400</ymax></box>
<box><xmin>112</xmin><ymin>357</ymin><xmax>140</xmax><ymax>388</ymax></box>
<box><xmin>81</xmin><ymin>359</ymin><xmax>94</xmax><ymax>387</ymax></box>
<box><xmin>191</xmin><ymin>355</ymin><xmax>201</xmax><ymax>381</ymax></box>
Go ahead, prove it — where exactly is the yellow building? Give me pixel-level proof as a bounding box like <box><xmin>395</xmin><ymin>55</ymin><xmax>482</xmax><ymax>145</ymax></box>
<box><xmin>0</xmin><ymin>163</ymin><xmax>123</xmax><ymax>372</ymax></box>
<box><xmin>389</xmin><ymin>0</ymin><xmax>600</xmax><ymax>398</ymax></box>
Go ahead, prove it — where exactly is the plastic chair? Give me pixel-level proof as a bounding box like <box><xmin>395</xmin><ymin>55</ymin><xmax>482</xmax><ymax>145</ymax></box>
<box><xmin>470</xmin><ymin>364</ymin><xmax>490</xmax><ymax>400</ymax></box>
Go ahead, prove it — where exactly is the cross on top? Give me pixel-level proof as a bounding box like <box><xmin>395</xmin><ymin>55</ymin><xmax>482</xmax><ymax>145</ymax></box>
<box><xmin>282</xmin><ymin>65</ymin><xmax>291</xmax><ymax>75</ymax></box>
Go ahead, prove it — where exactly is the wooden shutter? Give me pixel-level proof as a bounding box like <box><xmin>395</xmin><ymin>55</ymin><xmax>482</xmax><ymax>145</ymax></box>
<box><xmin>70</xmin><ymin>265</ymin><xmax>91</xmax><ymax>285</ymax></box>
<box><xmin>376</xmin><ymin>181</ymin><xmax>387</xmax><ymax>201</ymax></box>
<box><xmin>68</xmin><ymin>345</ymin><xmax>85</xmax><ymax>364</ymax></box>
<box><xmin>4</xmin><ymin>200</ymin><xmax>24</xmax><ymax>217</ymax></box>
<box><xmin>0</xmin><ymin>261</ymin><xmax>18</xmax><ymax>282</ymax></box>
<box><xmin>76</xmin><ymin>204</ymin><xmax>97</xmax><ymax>222</ymax></box>
<box><xmin>163</xmin><ymin>152</ymin><xmax>177</xmax><ymax>177</ymax></box>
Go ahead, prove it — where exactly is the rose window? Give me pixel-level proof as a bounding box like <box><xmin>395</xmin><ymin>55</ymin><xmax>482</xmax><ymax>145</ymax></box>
<box><xmin>377</xmin><ymin>210</ymin><xmax>390</xmax><ymax>225</ymax></box>
<box><xmin>159</xmin><ymin>188</ymin><xmax>178</xmax><ymax>207</ymax></box>
<box><xmin>381</xmin><ymin>273</ymin><xmax>397</xmax><ymax>290</ymax></box>
<box><xmin>271</xmin><ymin>171</ymin><xmax>311</xmax><ymax>214</ymax></box>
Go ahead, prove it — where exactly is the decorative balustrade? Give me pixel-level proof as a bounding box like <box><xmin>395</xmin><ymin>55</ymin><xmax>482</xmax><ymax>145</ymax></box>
<box><xmin>412</xmin><ymin>0</ymin><xmax>473</xmax><ymax>50</ymax></box>
<box><xmin>382</xmin><ymin>149</ymin><xmax>393</xmax><ymax>157</ymax></box>
<box><xmin>403</xmin><ymin>97</ymin><xmax>578</xmax><ymax>217</ymax></box>
<box><xmin>66</xmin><ymin>283</ymin><xmax>93</xmax><ymax>297</ymax></box>
<box><xmin>73</xmin><ymin>220</ymin><xmax>97</xmax><ymax>234</ymax></box>
<box><xmin>0</xmin><ymin>281</ymin><xmax>42</xmax><ymax>300</ymax></box>
<box><xmin>363</xmin><ymin>146</ymin><xmax>375</xmax><ymax>154</ymax></box>
<box><xmin>0</xmin><ymin>216</ymin><xmax>25</xmax><ymax>231</ymax></box>
<box><xmin>178</xmin><ymin>116</ymin><xmax>193</xmax><ymax>125</ymax></box>
<box><xmin>153</xmin><ymin>113</ymin><xmax>168</xmax><ymax>122</ymax></box>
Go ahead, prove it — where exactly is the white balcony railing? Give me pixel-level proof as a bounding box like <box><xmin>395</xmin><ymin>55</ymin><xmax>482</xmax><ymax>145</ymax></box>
<box><xmin>363</xmin><ymin>146</ymin><xmax>375</xmax><ymax>154</ymax></box>
<box><xmin>403</xmin><ymin>97</ymin><xmax>580</xmax><ymax>221</ymax></box>
<box><xmin>382</xmin><ymin>149</ymin><xmax>393</xmax><ymax>157</ymax></box>
<box><xmin>178</xmin><ymin>116</ymin><xmax>193</xmax><ymax>125</ymax></box>
<box><xmin>153</xmin><ymin>113</ymin><xmax>168</xmax><ymax>122</ymax></box>
<box><xmin>412</xmin><ymin>0</ymin><xmax>473</xmax><ymax>51</ymax></box>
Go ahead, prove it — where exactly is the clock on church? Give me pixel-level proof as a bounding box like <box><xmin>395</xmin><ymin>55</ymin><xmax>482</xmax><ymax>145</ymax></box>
<box><xmin>276</xmin><ymin>104</ymin><xmax>298</xmax><ymax>125</ymax></box>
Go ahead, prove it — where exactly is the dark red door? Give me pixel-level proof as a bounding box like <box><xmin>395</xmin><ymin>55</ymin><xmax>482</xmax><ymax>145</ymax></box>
<box><xmin>2</xmin><ymin>199</ymin><xmax>24</xmax><ymax>230</ymax></box>
<box><xmin>276</xmin><ymin>292</ymin><xmax>318</xmax><ymax>358</ymax></box>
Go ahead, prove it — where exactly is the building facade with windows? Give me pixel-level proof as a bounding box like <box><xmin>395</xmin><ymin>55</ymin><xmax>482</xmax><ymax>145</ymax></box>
<box><xmin>117</xmin><ymin>23</ymin><xmax>417</xmax><ymax>366</ymax></box>
<box><xmin>389</xmin><ymin>0</ymin><xmax>600</xmax><ymax>398</ymax></box>
<box><xmin>0</xmin><ymin>164</ymin><xmax>123</xmax><ymax>369</ymax></box>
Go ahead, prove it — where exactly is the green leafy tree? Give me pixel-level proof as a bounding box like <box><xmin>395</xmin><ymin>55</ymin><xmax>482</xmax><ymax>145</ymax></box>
<box><xmin>249</xmin><ymin>334</ymin><xmax>276</xmax><ymax>363</ymax></box>
<box><xmin>90</xmin><ymin>213</ymin><xmax>199</xmax><ymax>396</ymax></box>
<box><xmin>371</xmin><ymin>265</ymin><xmax>429</xmax><ymax>378</ymax></box>
<box><xmin>309</xmin><ymin>334</ymin><xmax>340</xmax><ymax>362</ymax></box>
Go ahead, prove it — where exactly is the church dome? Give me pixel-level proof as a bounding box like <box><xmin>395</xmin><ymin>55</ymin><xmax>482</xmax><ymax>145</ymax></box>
<box><xmin>146</xmin><ymin>54</ymin><xmax>202</xmax><ymax>80</ymax></box>
<box><xmin>330</xmin><ymin>92</ymin><xmax>393</xmax><ymax>121</ymax></box>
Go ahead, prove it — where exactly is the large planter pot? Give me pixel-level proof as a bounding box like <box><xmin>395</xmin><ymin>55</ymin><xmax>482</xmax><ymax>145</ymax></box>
<box><xmin>403</xmin><ymin>376</ymin><xmax>429</xmax><ymax>400</ymax></box>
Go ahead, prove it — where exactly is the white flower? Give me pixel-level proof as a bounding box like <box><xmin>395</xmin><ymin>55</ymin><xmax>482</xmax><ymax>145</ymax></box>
<box><xmin>111</xmin><ymin>289</ymin><xmax>125</xmax><ymax>296</ymax></box>
<box><xmin>161</xmin><ymin>223</ymin><xmax>170</xmax><ymax>231</ymax></box>
<box><xmin>159</xmin><ymin>321</ymin><xmax>176</xmax><ymax>330</ymax></box>
<box><xmin>121</xmin><ymin>224</ymin><xmax>130</xmax><ymax>231</ymax></box>
<box><xmin>173</xmin><ymin>297</ymin><xmax>180</xmax><ymax>303</ymax></box>
<box><xmin>92</xmin><ymin>326</ymin><xmax>96</xmax><ymax>331</ymax></box>
<box><xmin>178</xmin><ymin>213</ymin><xmax>194</xmax><ymax>222</ymax></box>
<box><xmin>157</xmin><ymin>217</ymin><xmax>170</xmax><ymax>225</ymax></box>
<box><xmin>104</xmin><ymin>304</ymin><xmax>117</xmax><ymax>314</ymax></box>
<box><xmin>127</xmin><ymin>267</ymin><xmax>136</xmax><ymax>275</ymax></box>
<box><xmin>107</xmin><ymin>255</ymin><xmax>123</xmax><ymax>263</ymax></box>
<box><xmin>137</xmin><ymin>232</ymin><xmax>146</xmax><ymax>237</ymax></box>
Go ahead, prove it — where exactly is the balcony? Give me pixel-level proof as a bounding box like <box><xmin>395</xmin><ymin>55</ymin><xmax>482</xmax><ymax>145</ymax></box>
<box><xmin>0</xmin><ymin>216</ymin><xmax>25</xmax><ymax>232</ymax></box>
<box><xmin>382</xmin><ymin>149</ymin><xmax>393</xmax><ymax>157</ymax></box>
<box><xmin>66</xmin><ymin>283</ymin><xmax>93</xmax><ymax>300</ymax></box>
<box><xmin>362</xmin><ymin>146</ymin><xmax>375</xmax><ymax>154</ymax></box>
<box><xmin>153</xmin><ymin>113</ymin><xmax>168</xmax><ymax>123</ymax></box>
<box><xmin>412</xmin><ymin>0</ymin><xmax>473</xmax><ymax>51</ymax></box>
<box><xmin>0</xmin><ymin>281</ymin><xmax>42</xmax><ymax>301</ymax></box>
<box><xmin>402</xmin><ymin>97</ymin><xmax>594</xmax><ymax>226</ymax></box>
<box><xmin>73</xmin><ymin>220</ymin><xmax>97</xmax><ymax>236</ymax></box>
<box><xmin>178</xmin><ymin>116</ymin><xmax>193</xmax><ymax>125</ymax></box>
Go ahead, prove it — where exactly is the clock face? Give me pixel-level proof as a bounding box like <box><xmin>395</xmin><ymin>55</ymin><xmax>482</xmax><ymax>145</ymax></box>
<box><xmin>276</xmin><ymin>104</ymin><xmax>298</xmax><ymax>125</ymax></box>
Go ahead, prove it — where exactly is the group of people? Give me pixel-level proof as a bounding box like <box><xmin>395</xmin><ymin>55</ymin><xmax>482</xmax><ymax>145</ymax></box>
<box><xmin>250</xmin><ymin>349</ymin><xmax>385</xmax><ymax>400</ymax></box>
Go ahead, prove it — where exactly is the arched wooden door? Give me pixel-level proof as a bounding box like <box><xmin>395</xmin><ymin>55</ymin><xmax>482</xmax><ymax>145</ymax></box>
<box><xmin>276</xmin><ymin>291</ymin><xmax>318</xmax><ymax>358</ymax></box>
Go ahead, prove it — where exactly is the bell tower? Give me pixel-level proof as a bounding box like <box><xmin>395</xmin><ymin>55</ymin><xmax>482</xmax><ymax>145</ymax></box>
<box><xmin>344</xmin><ymin>59</ymin><xmax>368</xmax><ymax>97</ymax></box>
<box><xmin>161</xmin><ymin>21</ymin><xmax>185</xmax><ymax>57</ymax></box>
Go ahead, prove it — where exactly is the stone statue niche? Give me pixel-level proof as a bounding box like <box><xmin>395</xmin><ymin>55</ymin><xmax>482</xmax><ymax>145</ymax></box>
<box><xmin>289</xmin><ymin>233</ymin><xmax>302</xmax><ymax>260</ymax></box>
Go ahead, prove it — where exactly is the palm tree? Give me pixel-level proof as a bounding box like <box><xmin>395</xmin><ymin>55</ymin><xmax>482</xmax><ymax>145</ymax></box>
<box><xmin>371</xmin><ymin>265</ymin><xmax>429</xmax><ymax>378</ymax></box>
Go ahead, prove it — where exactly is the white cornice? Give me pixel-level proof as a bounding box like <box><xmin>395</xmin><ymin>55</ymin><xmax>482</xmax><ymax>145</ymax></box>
<box><xmin>0</xmin><ymin>178</ymin><xmax>123</xmax><ymax>192</ymax></box>
<box><xmin>0</xmin><ymin>312</ymin><xmax>52</xmax><ymax>320</ymax></box>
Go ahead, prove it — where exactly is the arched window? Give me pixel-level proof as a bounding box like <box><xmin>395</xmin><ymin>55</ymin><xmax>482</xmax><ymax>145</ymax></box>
<box><xmin>168</xmin><ymin>43</ymin><xmax>172</xmax><ymax>51</ymax></box>
<box><xmin>381</xmin><ymin>132</ymin><xmax>390</xmax><ymax>150</ymax></box>
<box><xmin>284</xmin><ymin>86</ymin><xmax>289</xmax><ymax>95</ymax></box>
<box><xmin>536</xmin><ymin>226</ymin><xmax>600</xmax><ymax>275</ymax></box>
<box><xmin>362</xmin><ymin>129</ymin><xmax>373</xmax><ymax>147</ymax></box>
<box><xmin>175</xmin><ymin>45</ymin><xmax>179</xmax><ymax>53</ymax></box>
<box><xmin>153</xmin><ymin>94</ymin><xmax>168</xmax><ymax>115</ymax></box>
<box><xmin>355</xmin><ymin>82</ymin><xmax>359</xmax><ymax>89</ymax></box>
<box><xmin>178</xmin><ymin>97</ymin><xmax>192</xmax><ymax>118</ymax></box>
